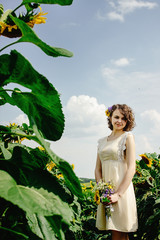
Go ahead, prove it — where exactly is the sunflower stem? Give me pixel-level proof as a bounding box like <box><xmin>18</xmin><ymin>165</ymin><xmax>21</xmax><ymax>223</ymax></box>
<box><xmin>0</xmin><ymin>226</ymin><xmax>29</xmax><ymax>239</ymax></box>
<box><xmin>0</xmin><ymin>89</ymin><xmax>15</xmax><ymax>92</ymax></box>
<box><xmin>0</xmin><ymin>40</ymin><xmax>18</xmax><ymax>52</ymax></box>
<box><xmin>0</xmin><ymin>131</ymin><xmax>40</xmax><ymax>144</ymax></box>
<box><xmin>12</xmin><ymin>3</ymin><xmax>24</xmax><ymax>13</ymax></box>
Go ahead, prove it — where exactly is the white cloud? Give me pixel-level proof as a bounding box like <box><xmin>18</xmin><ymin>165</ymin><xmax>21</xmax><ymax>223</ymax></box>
<box><xmin>136</xmin><ymin>135</ymin><xmax>154</xmax><ymax>155</ymax></box>
<box><xmin>101</xmin><ymin>67</ymin><xmax>119</xmax><ymax>80</ymax></box>
<box><xmin>13</xmin><ymin>114</ymin><xmax>29</xmax><ymax>126</ymax></box>
<box><xmin>108</xmin><ymin>11</ymin><xmax>125</xmax><ymax>22</ymax></box>
<box><xmin>111</xmin><ymin>57</ymin><xmax>131</xmax><ymax>67</ymax></box>
<box><xmin>97</xmin><ymin>10</ymin><xmax>124</xmax><ymax>22</ymax></box>
<box><xmin>3</xmin><ymin>114</ymin><xmax>29</xmax><ymax>126</ymax></box>
<box><xmin>52</xmin><ymin>95</ymin><xmax>111</xmax><ymax>178</ymax></box>
<box><xmin>51</xmin><ymin>136</ymin><xmax>98</xmax><ymax>178</ymax></box>
<box><xmin>134</xmin><ymin>110</ymin><xmax>160</xmax><ymax>156</ymax></box>
<box><xmin>98</xmin><ymin>0</ymin><xmax>158</xmax><ymax>22</ymax></box>
<box><xmin>101</xmin><ymin>66</ymin><xmax>160</xmax><ymax>95</ymax></box>
<box><xmin>141</xmin><ymin>109</ymin><xmax>160</xmax><ymax>135</ymax></box>
<box><xmin>63</xmin><ymin>95</ymin><xmax>109</xmax><ymax>137</ymax></box>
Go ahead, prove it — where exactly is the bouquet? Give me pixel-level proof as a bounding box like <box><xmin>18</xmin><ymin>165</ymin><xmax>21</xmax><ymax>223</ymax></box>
<box><xmin>94</xmin><ymin>179</ymin><xmax>115</xmax><ymax>218</ymax></box>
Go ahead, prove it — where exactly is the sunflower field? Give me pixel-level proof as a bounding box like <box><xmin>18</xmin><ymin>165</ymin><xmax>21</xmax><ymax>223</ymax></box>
<box><xmin>0</xmin><ymin>1</ymin><xmax>160</xmax><ymax>240</ymax></box>
<box><xmin>77</xmin><ymin>153</ymin><xmax>160</xmax><ymax>240</ymax></box>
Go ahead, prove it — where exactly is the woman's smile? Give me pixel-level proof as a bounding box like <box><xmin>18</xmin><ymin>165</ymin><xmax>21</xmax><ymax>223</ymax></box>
<box><xmin>111</xmin><ymin>109</ymin><xmax>127</xmax><ymax>131</ymax></box>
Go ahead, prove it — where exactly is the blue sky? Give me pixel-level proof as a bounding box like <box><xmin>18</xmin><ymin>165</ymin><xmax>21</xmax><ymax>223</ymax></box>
<box><xmin>1</xmin><ymin>0</ymin><xmax>160</xmax><ymax>178</ymax></box>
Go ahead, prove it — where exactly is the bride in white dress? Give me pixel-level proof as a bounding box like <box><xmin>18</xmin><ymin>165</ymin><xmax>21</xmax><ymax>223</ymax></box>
<box><xmin>95</xmin><ymin>104</ymin><xmax>138</xmax><ymax>240</ymax></box>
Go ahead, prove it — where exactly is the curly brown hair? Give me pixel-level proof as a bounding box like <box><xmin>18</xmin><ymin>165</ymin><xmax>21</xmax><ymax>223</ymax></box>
<box><xmin>107</xmin><ymin>104</ymin><xmax>136</xmax><ymax>131</ymax></box>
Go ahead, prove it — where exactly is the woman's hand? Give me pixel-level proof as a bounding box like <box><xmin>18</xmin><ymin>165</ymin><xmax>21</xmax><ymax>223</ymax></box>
<box><xmin>106</xmin><ymin>193</ymin><xmax>120</xmax><ymax>205</ymax></box>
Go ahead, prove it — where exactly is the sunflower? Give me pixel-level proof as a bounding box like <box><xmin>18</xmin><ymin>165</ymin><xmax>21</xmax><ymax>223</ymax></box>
<box><xmin>90</xmin><ymin>180</ymin><xmax>94</xmax><ymax>190</ymax></box>
<box><xmin>26</xmin><ymin>7</ymin><xmax>47</xmax><ymax>27</ymax></box>
<box><xmin>38</xmin><ymin>146</ymin><xmax>45</xmax><ymax>151</ymax></box>
<box><xmin>0</xmin><ymin>6</ymin><xmax>47</xmax><ymax>38</ymax></box>
<box><xmin>56</xmin><ymin>174</ymin><xmax>63</xmax><ymax>179</ymax></box>
<box><xmin>82</xmin><ymin>183</ymin><xmax>86</xmax><ymax>191</ymax></box>
<box><xmin>94</xmin><ymin>190</ymin><xmax>100</xmax><ymax>205</ymax></box>
<box><xmin>136</xmin><ymin>169</ymin><xmax>142</xmax><ymax>177</ymax></box>
<box><xmin>19</xmin><ymin>137</ymin><xmax>28</xmax><ymax>143</ymax></box>
<box><xmin>105</xmin><ymin>106</ymin><xmax>112</xmax><ymax>117</ymax></box>
<box><xmin>46</xmin><ymin>161</ymin><xmax>56</xmax><ymax>171</ymax></box>
<box><xmin>135</xmin><ymin>164</ymin><xmax>142</xmax><ymax>177</ymax></box>
<box><xmin>105</xmin><ymin>109</ymin><xmax>110</xmax><ymax>117</ymax></box>
<box><xmin>71</xmin><ymin>164</ymin><xmax>75</xmax><ymax>170</ymax></box>
<box><xmin>140</xmin><ymin>154</ymin><xmax>153</xmax><ymax>168</ymax></box>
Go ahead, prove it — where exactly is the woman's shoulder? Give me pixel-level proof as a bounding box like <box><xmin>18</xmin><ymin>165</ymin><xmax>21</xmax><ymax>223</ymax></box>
<box><xmin>122</xmin><ymin>131</ymin><xmax>133</xmax><ymax>137</ymax></box>
<box><xmin>125</xmin><ymin>132</ymin><xmax>135</xmax><ymax>144</ymax></box>
<box><xmin>125</xmin><ymin>131</ymin><xmax>134</xmax><ymax>138</ymax></box>
<box><xmin>120</xmin><ymin>131</ymin><xmax>134</xmax><ymax>144</ymax></box>
<box><xmin>119</xmin><ymin>132</ymin><xmax>134</xmax><ymax>152</ymax></box>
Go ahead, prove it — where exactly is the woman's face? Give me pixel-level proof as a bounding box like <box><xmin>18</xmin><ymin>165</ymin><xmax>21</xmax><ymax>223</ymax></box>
<box><xmin>111</xmin><ymin>109</ymin><xmax>127</xmax><ymax>131</ymax></box>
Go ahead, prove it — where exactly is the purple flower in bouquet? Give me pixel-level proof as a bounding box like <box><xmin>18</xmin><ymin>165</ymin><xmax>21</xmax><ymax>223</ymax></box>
<box><xmin>93</xmin><ymin>179</ymin><xmax>115</xmax><ymax>218</ymax></box>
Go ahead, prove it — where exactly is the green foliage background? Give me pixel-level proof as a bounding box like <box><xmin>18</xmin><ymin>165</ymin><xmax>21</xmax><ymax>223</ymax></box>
<box><xmin>80</xmin><ymin>153</ymin><xmax>160</xmax><ymax>240</ymax></box>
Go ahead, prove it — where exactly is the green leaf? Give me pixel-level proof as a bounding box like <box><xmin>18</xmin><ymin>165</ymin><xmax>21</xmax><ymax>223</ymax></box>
<box><xmin>27</xmin><ymin>214</ymin><xmax>57</xmax><ymax>240</ymax></box>
<box><xmin>24</xmin><ymin>3</ymin><xmax>40</xmax><ymax>12</ymax></box>
<box><xmin>0</xmin><ymin>9</ymin><xmax>12</xmax><ymax>22</ymax></box>
<box><xmin>3</xmin><ymin>145</ymin><xmax>73</xmax><ymax>203</ymax></box>
<box><xmin>0</xmin><ymin>54</ymin><xmax>11</xmax><ymax>81</ymax></box>
<box><xmin>0</xmin><ymin>88</ymin><xmax>15</xmax><ymax>106</ymax></box>
<box><xmin>0</xmin><ymin>170</ymin><xmax>73</xmax><ymax>224</ymax></box>
<box><xmin>32</xmin><ymin>123</ymin><xmax>83</xmax><ymax>199</ymax></box>
<box><xmin>23</xmin><ymin>0</ymin><xmax>73</xmax><ymax>6</ymax></box>
<box><xmin>27</xmin><ymin>214</ymin><xmax>66</xmax><ymax>240</ymax></box>
<box><xmin>9</xmin><ymin>145</ymin><xmax>48</xmax><ymax>170</ymax></box>
<box><xmin>155</xmin><ymin>198</ymin><xmax>160</xmax><ymax>205</ymax></box>
<box><xmin>0</xmin><ymin>142</ymin><xmax>12</xmax><ymax>159</ymax></box>
<box><xmin>0</xmin><ymin>4</ymin><xmax>4</xmax><ymax>18</ymax></box>
<box><xmin>46</xmin><ymin>215</ymin><xmax>66</xmax><ymax>240</ymax></box>
<box><xmin>9</xmin><ymin>16</ymin><xmax>73</xmax><ymax>58</ymax></box>
<box><xmin>12</xmin><ymin>91</ymin><xmax>64</xmax><ymax>141</ymax></box>
<box><xmin>0</xmin><ymin>51</ymin><xmax>64</xmax><ymax>141</ymax></box>
<box><xmin>0</xmin><ymin>125</ymin><xmax>11</xmax><ymax>133</ymax></box>
<box><xmin>58</xmin><ymin>159</ymin><xmax>83</xmax><ymax>198</ymax></box>
<box><xmin>22</xmin><ymin>123</ymin><xmax>29</xmax><ymax>131</ymax></box>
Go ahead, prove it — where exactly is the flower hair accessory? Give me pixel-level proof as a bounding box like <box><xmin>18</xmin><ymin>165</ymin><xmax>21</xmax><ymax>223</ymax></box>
<box><xmin>105</xmin><ymin>106</ymin><xmax>112</xmax><ymax>117</ymax></box>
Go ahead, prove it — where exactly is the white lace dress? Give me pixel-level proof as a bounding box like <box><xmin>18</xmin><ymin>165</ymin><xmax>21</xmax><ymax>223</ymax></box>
<box><xmin>96</xmin><ymin>132</ymin><xmax>138</xmax><ymax>232</ymax></box>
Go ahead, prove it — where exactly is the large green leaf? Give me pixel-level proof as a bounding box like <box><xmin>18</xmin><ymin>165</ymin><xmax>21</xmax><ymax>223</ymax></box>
<box><xmin>9</xmin><ymin>16</ymin><xmax>73</xmax><ymax>58</ymax></box>
<box><xmin>27</xmin><ymin>214</ymin><xmax>66</xmax><ymax>240</ymax></box>
<box><xmin>23</xmin><ymin>0</ymin><xmax>73</xmax><ymax>5</ymax></box>
<box><xmin>0</xmin><ymin>145</ymin><xmax>73</xmax><ymax>203</ymax></box>
<box><xmin>32</xmin><ymin>123</ymin><xmax>83</xmax><ymax>199</ymax></box>
<box><xmin>0</xmin><ymin>170</ymin><xmax>73</xmax><ymax>224</ymax></box>
<box><xmin>0</xmin><ymin>50</ymin><xmax>64</xmax><ymax>141</ymax></box>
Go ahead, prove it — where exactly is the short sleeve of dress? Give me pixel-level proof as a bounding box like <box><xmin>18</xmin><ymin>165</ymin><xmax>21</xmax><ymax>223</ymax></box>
<box><xmin>118</xmin><ymin>132</ymin><xmax>133</xmax><ymax>162</ymax></box>
<box><xmin>97</xmin><ymin>137</ymin><xmax>105</xmax><ymax>152</ymax></box>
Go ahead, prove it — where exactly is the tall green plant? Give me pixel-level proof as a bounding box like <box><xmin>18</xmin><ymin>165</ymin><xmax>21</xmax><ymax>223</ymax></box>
<box><xmin>132</xmin><ymin>153</ymin><xmax>160</xmax><ymax>240</ymax></box>
<box><xmin>0</xmin><ymin>1</ymin><xmax>83</xmax><ymax>239</ymax></box>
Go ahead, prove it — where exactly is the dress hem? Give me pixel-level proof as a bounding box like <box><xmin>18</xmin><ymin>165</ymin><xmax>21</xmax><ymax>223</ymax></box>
<box><xmin>96</xmin><ymin>226</ymin><xmax>138</xmax><ymax>233</ymax></box>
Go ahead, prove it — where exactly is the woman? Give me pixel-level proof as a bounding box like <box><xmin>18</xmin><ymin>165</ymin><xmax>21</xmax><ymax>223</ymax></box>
<box><xmin>95</xmin><ymin>104</ymin><xmax>138</xmax><ymax>240</ymax></box>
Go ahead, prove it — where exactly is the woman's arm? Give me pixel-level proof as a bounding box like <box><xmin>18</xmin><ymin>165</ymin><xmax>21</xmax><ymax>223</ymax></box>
<box><xmin>108</xmin><ymin>134</ymin><xmax>136</xmax><ymax>203</ymax></box>
<box><xmin>95</xmin><ymin>153</ymin><xmax>102</xmax><ymax>183</ymax></box>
